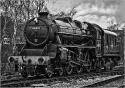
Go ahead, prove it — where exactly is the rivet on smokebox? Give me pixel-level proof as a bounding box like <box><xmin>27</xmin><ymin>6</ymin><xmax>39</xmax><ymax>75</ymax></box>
<box><xmin>35</xmin><ymin>39</ymin><xmax>38</xmax><ymax>42</ymax></box>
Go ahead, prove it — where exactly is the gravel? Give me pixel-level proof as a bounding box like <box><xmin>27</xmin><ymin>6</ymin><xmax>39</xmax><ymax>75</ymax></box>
<box><xmin>31</xmin><ymin>75</ymin><xmax>122</xmax><ymax>88</ymax></box>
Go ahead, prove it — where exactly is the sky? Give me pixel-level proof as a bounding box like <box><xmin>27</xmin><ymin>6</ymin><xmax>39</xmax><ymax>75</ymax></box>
<box><xmin>0</xmin><ymin>0</ymin><xmax>125</xmax><ymax>29</ymax></box>
<box><xmin>47</xmin><ymin>0</ymin><xmax>125</xmax><ymax>28</ymax></box>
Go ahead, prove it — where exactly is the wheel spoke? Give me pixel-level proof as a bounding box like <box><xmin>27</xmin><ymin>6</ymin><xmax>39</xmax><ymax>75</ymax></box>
<box><xmin>86</xmin><ymin>66</ymin><xmax>91</xmax><ymax>72</ymax></box>
<box><xmin>66</xmin><ymin>65</ymin><xmax>73</xmax><ymax>75</ymax></box>
<box><xmin>59</xmin><ymin>67</ymin><xmax>63</xmax><ymax>76</ymax></box>
<box><xmin>76</xmin><ymin>66</ymin><xmax>83</xmax><ymax>73</ymax></box>
<box><xmin>84</xmin><ymin>51</ymin><xmax>92</xmax><ymax>72</ymax></box>
<box><xmin>45</xmin><ymin>66</ymin><xmax>53</xmax><ymax>78</ymax></box>
<box><xmin>48</xmin><ymin>72</ymin><xmax>53</xmax><ymax>77</ymax></box>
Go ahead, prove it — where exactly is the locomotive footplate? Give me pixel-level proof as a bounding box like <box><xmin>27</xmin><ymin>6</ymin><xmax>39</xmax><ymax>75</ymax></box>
<box><xmin>57</xmin><ymin>44</ymin><xmax>96</xmax><ymax>49</ymax></box>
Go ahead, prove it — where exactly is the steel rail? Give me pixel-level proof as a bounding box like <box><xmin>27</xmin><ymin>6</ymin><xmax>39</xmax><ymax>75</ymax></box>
<box><xmin>83</xmin><ymin>74</ymin><xmax>124</xmax><ymax>87</ymax></box>
<box><xmin>1</xmin><ymin>69</ymin><xmax>124</xmax><ymax>87</ymax></box>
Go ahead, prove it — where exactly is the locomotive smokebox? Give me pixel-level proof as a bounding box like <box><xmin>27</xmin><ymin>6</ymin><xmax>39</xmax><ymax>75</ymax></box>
<box><xmin>24</xmin><ymin>11</ymin><xmax>57</xmax><ymax>46</ymax></box>
<box><xmin>24</xmin><ymin>14</ymin><xmax>49</xmax><ymax>46</ymax></box>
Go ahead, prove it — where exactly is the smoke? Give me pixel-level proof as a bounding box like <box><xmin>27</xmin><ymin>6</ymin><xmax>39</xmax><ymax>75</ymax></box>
<box><xmin>71</xmin><ymin>0</ymin><xmax>125</xmax><ymax>28</ymax></box>
<box><xmin>73</xmin><ymin>3</ymin><xmax>117</xmax><ymax>19</ymax></box>
<box><xmin>46</xmin><ymin>0</ymin><xmax>124</xmax><ymax>28</ymax></box>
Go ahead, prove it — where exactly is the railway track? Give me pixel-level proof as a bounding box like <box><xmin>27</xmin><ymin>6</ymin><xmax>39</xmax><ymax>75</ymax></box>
<box><xmin>83</xmin><ymin>74</ymin><xmax>124</xmax><ymax>87</ymax></box>
<box><xmin>119</xmin><ymin>85</ymin><xmax>125</xmax><ymax>88</ymax></box>
<box><xmin>1</xmin><ymin>69</ymin><xmax>124</xmax><ymax>87</ymax></box>
<box><xmin>1</xmin><ymin>73</ymin><xmax>21</xmax><ymax>81</ymax></box>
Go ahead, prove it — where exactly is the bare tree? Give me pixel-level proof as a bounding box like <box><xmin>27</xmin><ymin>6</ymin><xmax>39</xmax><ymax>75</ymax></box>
<box><xmin>0</xmin><ymin>0</ymin><xmax>47</xmax><ymax>54</ymax></box>
<box><xmin>68</xmin><ymin>6</ymin><xmax>77</xmax><ymax>18</ymax></box>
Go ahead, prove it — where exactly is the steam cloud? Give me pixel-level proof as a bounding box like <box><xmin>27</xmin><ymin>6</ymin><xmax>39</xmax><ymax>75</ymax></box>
<box><xmin>47</xmin><ymin>0</ymin><xmax>125</xmax><ymax>29</ymax></box>
<box><xmin>72</xmin><ymin>1</ymin><xmax>118</xmax><ymax>28</ymax></box>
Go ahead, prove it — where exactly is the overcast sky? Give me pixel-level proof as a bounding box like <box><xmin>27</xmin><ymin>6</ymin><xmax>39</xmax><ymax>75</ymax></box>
<box><xmin>0</xmin><ymin>0</ymin><xmax>124</xmax><ymax>29</ymax></box>
<box><xmin>47</xmin><ymin>0</ymin><xmax>125</xmax><ymax>28</ymax></box>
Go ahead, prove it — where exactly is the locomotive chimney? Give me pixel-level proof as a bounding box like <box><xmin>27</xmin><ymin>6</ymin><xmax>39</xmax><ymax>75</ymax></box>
<box><xmin>38</xmin><ymin>12</ymin><xmax>49</xmax><ymax>19</ymax></box>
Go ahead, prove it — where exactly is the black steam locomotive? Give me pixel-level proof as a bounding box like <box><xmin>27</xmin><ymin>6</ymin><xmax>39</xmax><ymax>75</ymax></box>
<box><xmin>8</xmin><ymin>12</ymin><xmax>121</xmax><ymax>78</ymax></box>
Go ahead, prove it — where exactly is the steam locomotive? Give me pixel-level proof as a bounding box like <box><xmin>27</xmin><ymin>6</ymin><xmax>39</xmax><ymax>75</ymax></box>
<box><xmin>8</xmin><ymin>12</ymin><xmax>121</xmax><ymax>78</ymax></box>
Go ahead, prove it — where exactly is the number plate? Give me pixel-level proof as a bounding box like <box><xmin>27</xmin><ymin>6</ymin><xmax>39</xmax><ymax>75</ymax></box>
<box><xmin>31</xmin><ymin>27</ymin><xmax>41</xmax><ymax>30</ymax></box>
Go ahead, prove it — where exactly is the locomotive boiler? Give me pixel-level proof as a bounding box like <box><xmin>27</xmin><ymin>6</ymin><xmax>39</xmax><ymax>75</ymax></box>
<box><xmin>24</xmin><ymin>13</ymin><xmax>57</xmax><ymax>46</ymax></box>
<box><xmin>8</xmin><ymin>12</ymin><xmax>121</xmax><ymax>78</ymax></box>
